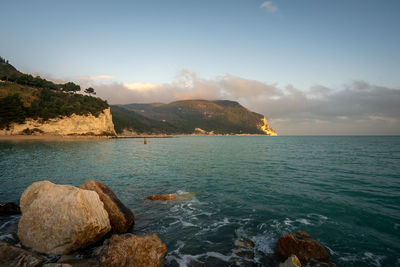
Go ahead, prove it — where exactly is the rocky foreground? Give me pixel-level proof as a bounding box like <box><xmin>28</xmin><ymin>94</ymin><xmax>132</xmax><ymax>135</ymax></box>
<box><xmin>0</xmin><ymin>181</ymin><xmax>332</xmax><ymax>267</ymax></box>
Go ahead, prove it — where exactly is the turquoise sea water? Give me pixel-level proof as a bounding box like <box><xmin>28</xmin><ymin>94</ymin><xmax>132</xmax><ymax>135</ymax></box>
<box><xmin>0</xmin><ymin>136</ymin><xmax>399</xmax><ymax>266</ymax></box>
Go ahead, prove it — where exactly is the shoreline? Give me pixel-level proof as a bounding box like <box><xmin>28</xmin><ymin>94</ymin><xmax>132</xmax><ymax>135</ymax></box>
<box><xmin>0</xmin><ymin>133</ymin><xmax>276</xmax><ymax>141</ymax></box>
<box><xmin>116</xmin><ymin>133</ymin><xmax>274</xmax><ymax>138</ymax></box>
<box><xmin>0</xmin><ymin>135</ymin><xmax>114</xmax><ymax>141</ymax></box>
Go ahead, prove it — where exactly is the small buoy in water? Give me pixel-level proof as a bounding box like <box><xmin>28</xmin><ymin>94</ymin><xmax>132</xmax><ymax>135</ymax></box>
<box><xmin>144</xmin><ymin>137</ymin><xmax>147</xmax><ymax>144</ymax></box>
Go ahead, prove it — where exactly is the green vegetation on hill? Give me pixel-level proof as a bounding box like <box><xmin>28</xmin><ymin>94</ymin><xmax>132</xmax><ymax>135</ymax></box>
<box><xmin>112</xmin><ymin>100</ymin><xmax>267</xmax><ymax>135</ymax></box>
<box><xmin>111</xmin><ymin>105</ymin><xmax>178</xmax><ymax>134</ymax></box>
<box><xmin>0</xmin><ymin>58</ymin><xmax>108</xmax><ymax>129</ymax></box>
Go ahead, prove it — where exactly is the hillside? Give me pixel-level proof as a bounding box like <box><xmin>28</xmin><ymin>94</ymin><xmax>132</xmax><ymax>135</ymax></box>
<box><xmin>111</xmin><ymin>100</ymin><xmax>277</xmax><ymax>135</ymax></box>
<box><xmin>0</xmin><ymin>57</ymin><xmax>21</xmax><ymax>76</ymax></box>
<box><xmin>0</xmin><ymin>58</ymin><xmax>114</xmax><ymax>135</ymax></box>
<box><xmin>110</xmin><ymin>105</ymin><xmax>178</xmax><ymax>134</ymax></box>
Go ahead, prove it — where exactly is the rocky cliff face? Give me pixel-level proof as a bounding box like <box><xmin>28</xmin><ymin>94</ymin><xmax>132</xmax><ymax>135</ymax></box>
<box><xmin>259</xmin><ymin>117</ymin><xmax>278</xmax><ymax>136</ymax></box>
<box><xmin>0</xmin><ymin>108</ymin><xmax>116</xmax><ymax>136</ymax></box>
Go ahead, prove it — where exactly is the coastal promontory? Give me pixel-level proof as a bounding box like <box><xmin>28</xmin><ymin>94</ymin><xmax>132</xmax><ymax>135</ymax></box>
<box><xmin>0</xmin><ymin>57</ymin><xmax>116</xmax><ymax>136</ymax></box>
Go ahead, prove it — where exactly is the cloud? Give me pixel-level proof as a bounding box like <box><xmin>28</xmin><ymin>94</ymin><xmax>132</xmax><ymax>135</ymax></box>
<box><xmin>78</xmin><ymin>75</ymin><xmax>112</xmax><ymax>81</ymax></box>
<box><xmin>260</xmin><ymin>1</ymin><xmax>278</xmax><ymax>13</ymax></box>
<box><xmin>38</xmin><ymin>70</ymin><xmax>400</xmax><ymax>135</ymax></box>
<box><xmin>123</xmin><ymin>82</ymin><xmax>158</xmax><ymax>91</ymax></box>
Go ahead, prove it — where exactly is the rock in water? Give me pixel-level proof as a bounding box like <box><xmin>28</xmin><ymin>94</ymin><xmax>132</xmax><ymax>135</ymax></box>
<box><xmin>232</xmin><ymin>237</ymin><xmax>255</xmax><ymax>259</ymax></box>
<box><xmin>275</xmin><ymin>231</ymin><xmax>330</xmax><ymax>265</ymax></box>
<box><xmin>0</xmin><ymin>202</ymin><xmax>21</xmax><ymax>216</ymax></box>
<box><xmin>229</xmin><ymin>237</ymin><xmax>255</xmax><ymax>266</ymax></box>
<box><xmin>81</xmin><ymin>180</ymin><xmax>135</xmax><ymax>233</ymax></box>
<box><xmin>18</xmin><ymin>181</ymin><xmax>111</xmax><ymax>255</ymax></box>
<box><xmin>146</xmin><ymin>194</ymin><xmax>176</xmax><ymax>200</ymax></box>
<box><xmin>100</xmin><ymin>233</ymin><xmax>167</xmax><ymax>267</ymax></box>
<box><xmin>146</xmin><ymin>191</ymin><xmax>195</xmax><ymax>201</ymax></box>
<box><xmin>0</xmin><ymin>241</ymin><xmax>45</xmax><ymax>267</ymax></box>
<box><xmin>279</xmin><ymin>255</ymin><xmax>302</xmax><ymax>267</ymax></box>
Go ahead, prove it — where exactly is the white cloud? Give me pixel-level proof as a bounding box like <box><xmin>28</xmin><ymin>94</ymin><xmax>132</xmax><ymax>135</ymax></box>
<box><xmin>78</xmin><ymin>75</ymin><xmax>112</xmax><ymax>81</ymax></box>
<box><xmin>123</xmin><ymin>82</ymin><xmax>159</xmax><ymax>91</ymax></box>
<box><xmin>260</xmin><ymin>1</ymin><xmax>278</xmax><ymax>13</ymax></box>
<box><xmin>58</xmin><ymin>69</ymin><xmax>400</xmax><ymax>135</ymax></box>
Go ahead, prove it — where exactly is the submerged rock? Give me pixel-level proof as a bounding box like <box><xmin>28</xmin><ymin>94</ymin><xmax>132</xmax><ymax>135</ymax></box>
<box><xmin>229</xmin><ymin>237</ymin><xmax>255</xmax><ymax>266</ymax></box>
<box><xmin>146</xmin><ymin>194</ymin><xmax>176</xmax><ymax>200</ymax></box>
<box><xmin>275</xmin><ymin>231</ymin><xmax>330</xmax><ymax>265</ymax></box>
<box><xmin>279</xmin><ymin>255</ymin><xmax>302</xmax><ymax>267</ymax></box>
<box><xmin>81</xmin><ymin>180</ymin><xmax>135</xmax><ymax>233</ymax></box>
<box><xmin>99</xmin><ymin>233</ymin><xmax>167</xmax><ymax>267</ymax></box>
<box><xmin>0</xmin><ymin>241</ymin><xmax>45</xmax><ymax>267</ymax></box>
<box><xmin>0</xmin><ymin>202</ymin><xmax>20</xmax><ymax>216</ymax></box>
<box><xmin>232</xmin><ymin>237</ymin><xmax>255</xmax><ymax>259</ymax></box>
<box><xmin>18</xmin><ymin>181</ymin><xmax>111</xmax><ymax>255</ymax></box>
<box><xmin>146</xmin><ymin>191</ymin><xmax>195</xmax><ymax>201</ymax></box>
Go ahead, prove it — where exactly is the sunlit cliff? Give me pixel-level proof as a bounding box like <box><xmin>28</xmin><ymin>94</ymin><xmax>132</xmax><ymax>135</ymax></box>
<box><xmin>259</xmin><ymin>117</ymin><xmax>278</xmax><ymax>136</ymax></box>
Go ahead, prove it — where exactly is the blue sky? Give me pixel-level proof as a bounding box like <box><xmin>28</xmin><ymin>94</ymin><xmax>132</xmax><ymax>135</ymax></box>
<box><xmin>1</xmin><ymin>0</ymin><xmax>400</xmax><ymax>135</ymax></box>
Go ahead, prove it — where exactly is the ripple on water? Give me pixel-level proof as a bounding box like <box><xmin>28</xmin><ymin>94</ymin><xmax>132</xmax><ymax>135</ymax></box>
<box><xmin>1</xmin><ymin>136</ymin><xmax>399</xmax><ymax>266</ymax></box>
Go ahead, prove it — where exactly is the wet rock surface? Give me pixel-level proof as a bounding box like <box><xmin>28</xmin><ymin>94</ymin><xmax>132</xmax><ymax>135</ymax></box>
<box><xmin>275</xmin><ymin>231</ymin><xmax>331</xmax><ymax>266</ymax></box>
<box><xmin>81</xmin><ymin>180</ymin><xmax>135</xmax><ymax>233</ymax></box>
<box><xmin>146</xmin><ymin>194</ymin><xmax>176</xmax><ymax>200</ymax></box>
<box><xmin>0</xmin><ymin>202</ymin><xmax>20</xmax><ymax>216</ymax></box>
<box><xmin>279</xmin><ymin>255</ymin><xmax>302</xmax><ymax>267</ymax></box>
<box><xmin>228</xmin><ymin>237</ymin><xmax>256</xmax><ymax>266</ymax></box>
<box><xmin>0</xmin><ymin>241</ymin><xmax>45</xmax><ymax>267</ymax></box>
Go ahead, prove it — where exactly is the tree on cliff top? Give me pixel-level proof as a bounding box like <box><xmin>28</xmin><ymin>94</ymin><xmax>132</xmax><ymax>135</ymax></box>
<box><xmin>84</xmin><ymin>87</ymin><xmax>96</xmax><ymax>96</ymax></box>
<box><xmin>62</xmin><ymin>82</ymin><xmax>81</xmax><ymax>94</ymax></box>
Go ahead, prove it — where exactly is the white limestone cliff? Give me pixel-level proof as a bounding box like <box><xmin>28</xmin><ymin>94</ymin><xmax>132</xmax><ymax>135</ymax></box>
<box><xmin>259</xmin><ymin>117</ymin><xmax>278</xmax><ymax>136</ymax></box>
<box><xmin>0</xmin><ymin>108</ymin><xmax>116</xmax><ymax>136</ymax></box>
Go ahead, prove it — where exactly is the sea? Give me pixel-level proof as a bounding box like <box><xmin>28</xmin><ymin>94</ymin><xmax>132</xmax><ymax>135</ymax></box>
<box><xmin>0</xmin><ymin>136</ymin><xmax>399</xmax><ymax>266</ymax></box>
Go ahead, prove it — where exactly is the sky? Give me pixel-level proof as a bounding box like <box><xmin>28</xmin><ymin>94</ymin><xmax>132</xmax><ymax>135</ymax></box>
<box><xmin>1</xmin><ymin>0</ymin><xmax>399</xmax><ymax>135</ymax></box>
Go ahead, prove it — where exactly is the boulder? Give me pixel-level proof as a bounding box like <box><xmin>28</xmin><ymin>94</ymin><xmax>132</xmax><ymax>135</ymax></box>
<box><xmin>100</xmin><ymin>233</ymin><xmax>167</xmax><ymax>267</ymax></box>
<box><xmin>0</xmin><ymin>241</ymin><xmax>45</xmax><ymax>267</ymax></box>
<box><xmin>279</xmin><ymin>255</ymin><xmax>302</xmax><ymax>267</ymax></box>
<box><xmin>18</xmin><ymin>181</ymin><xmax>111</xmax><ymax>255</ymax></box>
<box><xmin>0</xmin><ymin>202</ymin><xmax>21</xmax><ymax>215</ymax></box>
<box><xmin>275</xmin><ymin>231</ymin><xmax>330</xmax><ymax>265</ymax></box>
<box><xmin>80</xmin><ymin>180</ymin><xmax>134</xmax><ymax>233</ymax></box>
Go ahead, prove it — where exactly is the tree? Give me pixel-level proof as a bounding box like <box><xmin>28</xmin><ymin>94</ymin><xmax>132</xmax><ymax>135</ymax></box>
<box><xmin>62</xmin><ymin>82</ymin><xmax>81</xmax><ymax>94</ymax></box>
<box><xmin>0</xmin><ymin>94</ymin><xmax>26</xmax><ymax>129</ymax></box>
<box><xmin>84</xmin><ymin>87</ymin><xmax>96</xmax><ymax>96</ymax></box>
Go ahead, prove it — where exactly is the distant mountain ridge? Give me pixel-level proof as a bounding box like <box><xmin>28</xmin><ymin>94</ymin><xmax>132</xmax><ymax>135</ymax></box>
<box><xmin>111</xmin><ymin>100</ymin><xmax>277</xmax><ymax>135</ymax></box>
<box><xmin>0</xmin><ymin>57</ymin><xmax>276</xmax><ymax>136</ymax></box>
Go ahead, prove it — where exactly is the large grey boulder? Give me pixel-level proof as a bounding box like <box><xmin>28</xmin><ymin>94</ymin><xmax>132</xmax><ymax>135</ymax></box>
<box><xmin>18</xmin><ymin>181</ymin><xmax>111</xmax><ymax>255</ymax></box>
